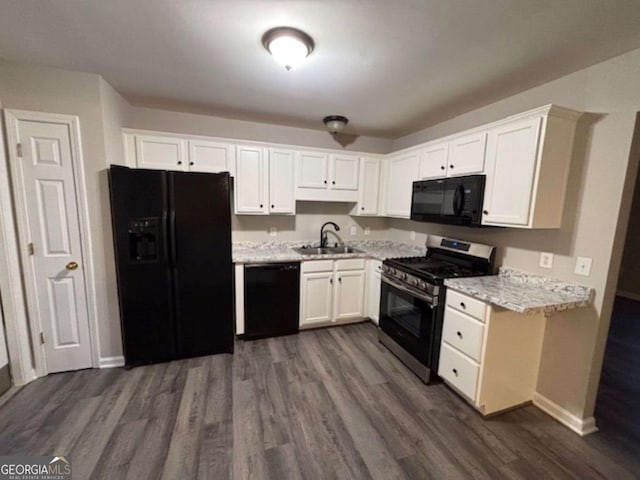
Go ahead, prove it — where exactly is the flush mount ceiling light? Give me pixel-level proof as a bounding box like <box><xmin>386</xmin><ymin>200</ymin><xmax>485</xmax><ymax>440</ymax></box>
<box><xmin>323</xmin><ymin>115</ymin><xmax>349</xmax><ymax>134</ymax></box>
<box><xmin>262</xmin><ymin>27</ymin><xmax>314</xmax><ymax>71</ymax></box>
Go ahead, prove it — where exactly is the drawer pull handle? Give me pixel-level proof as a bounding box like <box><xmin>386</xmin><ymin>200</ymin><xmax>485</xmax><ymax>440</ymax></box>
<box><xmin>456</xmin><ymin>331</ymin><xmax>462</xmax><ymax>339</ymax></box>
<box><xmin>460</xmin><ymin>302</ymin><xmax>466</xmax><ymax>309</ymax></box>
<box><xmin>452</xmin><ymin>368</ymin><xmax>458</xmax><ymax>376</ymax></box>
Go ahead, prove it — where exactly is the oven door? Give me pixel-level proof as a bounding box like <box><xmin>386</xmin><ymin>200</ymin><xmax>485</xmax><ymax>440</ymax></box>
<box><xmin>379</xmin><ymin>274</ymin><xmax>438</xmax><ymax>365</ymax></box>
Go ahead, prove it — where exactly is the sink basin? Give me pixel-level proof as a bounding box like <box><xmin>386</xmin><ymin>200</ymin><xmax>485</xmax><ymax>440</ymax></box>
<box><xmin>293</xmin><ymin>246</ymin><xmax>363</xmax><ymax>255</ymax></box>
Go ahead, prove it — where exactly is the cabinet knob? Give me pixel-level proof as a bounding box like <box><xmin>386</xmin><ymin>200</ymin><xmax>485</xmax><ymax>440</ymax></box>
<box><xmin>330</xmin><ymin>278</ymin><xmax>333</xmax><ymax>284</ymax></box>
<box><xmin>361</xmin><ymin>207</ymin><xmax>365</xmax><ymax>211</ymax></box>
<box><xmin>483</xmin><ymin>210</ymin><xmax>489</xmax><ymax>215</ymax></box>
<box><xmin>460</xmin><ymin>302</ymin><xmax>466</xmax><ymax>309</ymax></box>
<box><xmin>271</xmin><ymin>204</ymin><xmax>275</xmax><ymax>208</ymax></box>
<box><xmin>189</xmin><ymin>161</ymin><xmax>194</xmax><ymax>166</ymax></box>
<box><xmin>260</xmin><ymin>204</ymin><xmax>263</xmax><ymax>208</ymax></box>
<box><xmin>177</xmin><ymin>161</ymin><xmax>182</xmax><ymax>165</ymax></box>
<box><xmin>452</xmin><ymin>368</ymin><xmax>458</xmax><ymax>376</ymax></box>
<box><xmin>332</xmin><ymin>180</ymin><xmax>336</xmax><ymax>185</ymax></box>
<box><xmin>338</xmin><ymin>277</ymin><xmax>342</xmax><ymax>283</ymax></box>
<box><xmin>324</xmin><ymin>180</ymin><xmax>327</xmax><ymax>184</ymax></box>
<box><xmin>450</xmin><ymin>164</ymin><xmax>454</xmax><ymax>169</ymax></box>
<box><xmin>440</xmin><ymin>166</ymin><xmax>445</xmax><ymax>170</ymax></box>
<box><xmin>456</xmin><ymin>331</ymin><xmax>463</xmax><ymax>338</ymax></box>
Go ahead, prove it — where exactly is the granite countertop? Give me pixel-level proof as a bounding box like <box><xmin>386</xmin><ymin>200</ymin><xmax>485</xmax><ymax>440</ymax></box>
<box><xmin>232</xmin><ymin>240</ymin><xmax>425</xmax><ymax>264</ymax></box>
<box><xmin>444</xmin><ymin>267</ymin><xmax>594</xmax><ymax>315</ymax></box>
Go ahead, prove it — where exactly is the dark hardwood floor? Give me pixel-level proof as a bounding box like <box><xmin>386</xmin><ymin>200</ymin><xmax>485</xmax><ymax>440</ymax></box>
<box><xmin>595</xmin><ymin>296</ymin><xmax>640</xmax><ymax>449</ymax></box>
<box><xmin>1</xmin><ymin>322</ymin><xmax>639</xmax><ymax>479</ymax></box>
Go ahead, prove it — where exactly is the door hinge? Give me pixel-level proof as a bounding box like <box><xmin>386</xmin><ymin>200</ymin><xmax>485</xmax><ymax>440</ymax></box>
<box><xmin>27</xmin><ymin>243</ymin><xmax>34</xmax><ymax>256</ymax></box>
<box><xmin>16</xmin><ymin>143</ymin><xmax>23</xmax><ymax>158</ymax></box>
<box><xmin>40</xmin><ymin>332</ymin><xmax>45</xmax><ymax>345</ymax></box>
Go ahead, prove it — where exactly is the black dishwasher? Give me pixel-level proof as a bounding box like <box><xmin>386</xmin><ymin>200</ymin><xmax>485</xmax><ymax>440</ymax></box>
<box><xmin>244</xmin><ymin>262</ymin><xmax>300</xmax><ymax>339</ymax></box>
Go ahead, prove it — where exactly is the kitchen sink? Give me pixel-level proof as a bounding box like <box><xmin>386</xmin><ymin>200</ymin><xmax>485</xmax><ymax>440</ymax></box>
<box><xmin>293</xmin><ymin>246</ymin><xmax>363</xmax><ymax>255</ymax></box>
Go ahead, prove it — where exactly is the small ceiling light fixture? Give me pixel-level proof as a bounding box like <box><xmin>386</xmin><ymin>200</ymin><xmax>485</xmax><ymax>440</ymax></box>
<box><xmin>262</xmin><ymin>27</ymin><xmax>314</xmax><ymax>71</ymax></box>
<box><xmin>323</xmin><ymin>115</ymin><xmax>349</xmax><ymax>134</ymax></box>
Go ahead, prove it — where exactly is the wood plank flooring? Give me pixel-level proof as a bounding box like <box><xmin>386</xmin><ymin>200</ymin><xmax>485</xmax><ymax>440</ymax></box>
<box><xmin>1</xmin><ymin>322</ymin><xmax>639</xmax><ymax>479</ymax></box>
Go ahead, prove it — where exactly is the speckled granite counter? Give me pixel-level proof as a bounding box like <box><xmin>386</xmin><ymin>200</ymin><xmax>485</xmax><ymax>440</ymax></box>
<box><xmin>444</xmin><ymin>267</ymin><xmax>594</xmax><ymax>315</ymax></box>
<box><xmin>233</xmin><ymin>240</ymin><xmax>425</xmax><ymax>264</ymax></box>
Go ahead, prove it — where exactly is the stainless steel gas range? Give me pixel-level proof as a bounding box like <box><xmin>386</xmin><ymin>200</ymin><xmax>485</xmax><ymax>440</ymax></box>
<box><xmin>379</xmin><ymin>235</ymin><xmax>495</xmax><ymax>384</ymax></box>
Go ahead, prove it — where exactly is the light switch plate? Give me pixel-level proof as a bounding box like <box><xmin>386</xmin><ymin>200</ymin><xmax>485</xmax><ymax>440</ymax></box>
<box><xmin>410</xmin><ymin>231</ymin><xmax>416</xmax><ymax>241</ymax></box>
<box><xmin>269</xmin><ymin>227</ymin><xmax>277</xmax><ymax>237</ymax></box>
<box><xmin>364</xmin><ymin>227</ymin><xmax>371</xmax><ymax>236</ymax></box>
<box><xmin>350</xmin><ymin>226</ymin><xmax>357</xmax><ymax>236</ymax></box>
<box><xmin>575</xmin><ymin>256</ymin><xmax>592</xmax><ymax>276</ymax></box>
<box><xmin>539</xmin><ymin>252</ymin><xmax>554</xmax><ymax>269</ymax></box>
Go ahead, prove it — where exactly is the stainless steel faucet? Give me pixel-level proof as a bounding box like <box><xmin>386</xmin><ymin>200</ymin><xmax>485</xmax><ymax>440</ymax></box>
<box><xmin>320</xmin><ymin>221</ymin><xmax>341</xmax><ymax>248</ymax></box>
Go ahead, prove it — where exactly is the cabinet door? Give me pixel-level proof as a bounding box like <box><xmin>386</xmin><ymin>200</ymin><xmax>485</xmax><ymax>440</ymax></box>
<box><xmin>330</xmin><ymin>154</ymin><xmax>359</xmax><ymax>190</ymax></box>
<box><xmin>419</xmin><ymin>142</ymin><xmax>449</xmax><ymax>179</ymax></box>
<box><xmin>448</xmin><ymin>132</ymin><xmax>486</xmax><ymax>176</ymax></box>
<box><xmin>188</xmin><ymin>140</ymin><xmax>235</xmax><ymax>174</ymax></box>
<box><xmin>297</xmin><ymin>151</ymin><xmax>328</xmax><ymax>189</ymax></box>
<box><xmin>482</xmin><ymin>117</ymin><xmax>542</xmax><ymax>226</ymax></box>
<box><xmin>366</xmin><ymin>260</ymin><xmax>382</xmax><ymax>324</ymax></box>
<box><xmin>300</xmin><ymin>272</ymin><xmax>334</xmax><ymax>327</ymax></box>
<box><xmin>334</xmin><ymin>270</ymin><xmax>366</xmax><ymax>320</ymax></box>
<box><xmin>235</xmin><ymin>145</ymin><xmax>268</xmax><ymax>214</ymax></box>
<box><xmin>269</xmin><ymin>148</ymin><xmax>295</xmax><ymax>214</ymax></box>
<box><xmin>135</xmin><ymin>134</ymin><xmax>187</xmax><ymax>171</ymax></box>
<box><xmin>357</xmin><ymin>157</ymin><xmax>380</xmax><ymax>215</ymax></box>
<box><xmin>385</xmin><ymin>152</ymin><xmax>420</xmax><ymax>218</ymax></box>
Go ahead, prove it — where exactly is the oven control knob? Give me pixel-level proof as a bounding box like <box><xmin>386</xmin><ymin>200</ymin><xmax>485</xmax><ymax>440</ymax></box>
<box><xmin>400</xmin><ymin>273</ymin><xmax>407</xmax><ymax>280</ymax></box>
<box><xmin>412</xmin><ymin>279</ymin><xmax>419</xmax><ymax>286</ymax></box>
<box><xmin>419</xmin><ymin>281</ymin><xmax>427</xmax><ymax>290</ymax></box>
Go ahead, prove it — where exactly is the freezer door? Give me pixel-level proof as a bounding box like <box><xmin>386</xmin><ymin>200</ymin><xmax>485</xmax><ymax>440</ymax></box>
<box><xmin>169</xmin><ymin>171</ymin><xmax>234</xmax><ymax>357</ymax></box>
<box><xmin>108</xmin><ymin>165</ymin><xmax>176</xmax><ymax>365</ymax></box>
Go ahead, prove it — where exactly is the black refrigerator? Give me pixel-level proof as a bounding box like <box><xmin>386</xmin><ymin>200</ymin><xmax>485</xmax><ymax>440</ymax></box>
<box><xmin>109</xmin><ymin>165</ymin><xmax>234</xmax><ymax>366</ymax></box>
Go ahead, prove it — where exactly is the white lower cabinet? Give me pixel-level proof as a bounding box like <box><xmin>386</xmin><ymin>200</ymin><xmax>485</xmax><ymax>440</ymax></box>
<box><xmin>366</xmin><ymin>260</ymin><xmax>382</xmax><ymax>324</ymax></box>
<box><xmin>439</xmin><ymin>290</ymin><xmax>546</xmax><ymax>415</ymax></box>
<box><xmin>300</xmin><ymin>259</ymin><xmax>366</xmax><ymax>328</ymax></box>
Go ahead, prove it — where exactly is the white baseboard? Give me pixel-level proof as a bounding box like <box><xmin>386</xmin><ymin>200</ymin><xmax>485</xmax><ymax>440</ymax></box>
<box><xmin>99</xmin><ymin>356</ymin><xmax>125</xmax><ymax>368</ymax></box>
<box><xmin>533</xmin><ymin>392</ymin><xmax>598</xmax><ymax>436</ymax></box>
<box><xmin>617</xmin><ymin>290</ymin><xmax>640</xmax><ymax>301</ymax></box>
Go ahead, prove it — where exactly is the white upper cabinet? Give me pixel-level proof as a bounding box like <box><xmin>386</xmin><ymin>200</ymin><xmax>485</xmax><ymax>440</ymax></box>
<box><xmin>385</xmin><ymin>151</ymin><xmax>420</xmax><ymax>218</ymax></box>
<box><xmin>188</xmin><ymin>139</ymin><xmax>235</xmax><ymax>174</ymax></box>
<box><xmin>296</xmin><ymin>150</ymin><xmax>360</xmax><ymax>202</ymax></box>
<box><xmin>297</xmin><ymin>150</ymin><xmax>329</xmax><ymax>189</ymax></box>
<box><xmin>448</xmin><ymin>131</ymin><xmax>487</xmax><ymax>176</ymax></box>
<box><xmin>135</xmin><ymin>134</ymin><xmax>188</xmax><ymax>171</ymax></box>
<box><xmin>268</xmin><ymin>148</ymin><xmax>295</xmax><ymax>215</ymax></box>
<box><xmin>419</xmin><ymin>141</ymin><xmax>449</xmax><ymax>179</ymax></box>
<box><xmin>330</xmin><ymin>154</ymin><xmax>359</xmax><ymax>190</ymax></box>
<box><xmin>354</xmin><ymin>157</ymin><xmax>380</xmax><ymax>216</ymax></box>
<box><xmin>130</xmin><ymin>133</ymin><xmax>234</xmax><ymax>174</ymax></box>
<box><xmin>234</xmin><ymin>145</ymin><xmax>268</xmax><ymax>215</ymax></box>
<box><xmin>482</xmin><ymin>106</ymin><xmax>580</xmax><ymax>228</ymax></box>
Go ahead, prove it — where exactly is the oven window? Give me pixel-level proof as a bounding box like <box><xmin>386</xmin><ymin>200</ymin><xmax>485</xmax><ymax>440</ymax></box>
<box><xmin>386</xmin><ymin>291</ymin><xmax>422</xmax><ymax>337</ymax></box>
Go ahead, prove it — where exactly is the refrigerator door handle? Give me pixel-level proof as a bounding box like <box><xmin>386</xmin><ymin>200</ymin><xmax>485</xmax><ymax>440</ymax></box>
<box><xmin>170</xmin><ymin>209</ymin><xmax>178</xmax><ymax>266</ymax></box>
<box><xmin>163</xmin><ymin>209</ymin><xmax>170</xmax><ymax>265</ymax></box>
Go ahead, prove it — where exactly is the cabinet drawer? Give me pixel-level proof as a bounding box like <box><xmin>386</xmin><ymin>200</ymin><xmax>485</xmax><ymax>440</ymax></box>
<box><xmin>335</xmin><ymin>258</ymin><xmax>366</xmax><ymax>271</ymax></box>
<box><xmin>442</xmin><ymin>307</ymin><xmax>485</xmax><ymax>362</ymax></box>
<box><xmin>438</xmin><ymin>343</ymin><xmax>480</xmax><ymax>401</ymax></box>
<box><xmin>446</xmin><ymin>290</ymin><xmax>487</xmax><ymax>322</ymax></box>
<box><xmin>302</xmin><ymin>260</ymin><xmax>334</xmax><ymax>273</ymax></box>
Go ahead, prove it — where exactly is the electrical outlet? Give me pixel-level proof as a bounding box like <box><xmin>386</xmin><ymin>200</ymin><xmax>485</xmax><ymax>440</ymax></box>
<box><xmin>575</xmin><ymin>256</ymin><xmax>592</xmax><ymax>276</ymax></box>
<box><xmin>350</xmin><ymin>226</ymin><xmax>357</xmax><ymax>236</ymax></box>
<box><xmin>410</xmin><ymin>231</ymin><xmax>416</xmax><ymax>241</ymax></box>
<box><xmin>539</xmin><ymin>252</ymin><xmax>554</xmax><ymax>269</ymax></box>
<box><xmin>269</xmin><ymin>227</ymin><xmax>277</xmax><ymax>237</ymax></box>
<box><xmin>364</xmin><ymin>227</ymin><xmax>371</xmax><ymax>236</ymax></box>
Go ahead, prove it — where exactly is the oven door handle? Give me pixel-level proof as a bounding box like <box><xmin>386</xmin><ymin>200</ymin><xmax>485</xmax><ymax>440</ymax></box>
<box><xmin>381</xmin><ymin>274</ymin><xmax>437</xmax><ymax>306</ymax></box>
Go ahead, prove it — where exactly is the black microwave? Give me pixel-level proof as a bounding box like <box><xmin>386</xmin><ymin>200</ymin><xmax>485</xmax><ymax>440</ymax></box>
<box><xmin>410</xmin><ymin>175</ymin><xmax>486</xmax><ymax>226</ymax></box>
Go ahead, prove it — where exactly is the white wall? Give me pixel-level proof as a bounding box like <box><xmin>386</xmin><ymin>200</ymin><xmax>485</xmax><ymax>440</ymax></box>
<box><xmin>0</xmin><ymin>301</ymin><xmax>8</xmax><ymax>369</ymax></box>
<box><xmin>389</xmin><ymin>47</ymin><xmax>640</xmax><ymax>421</ymax></box>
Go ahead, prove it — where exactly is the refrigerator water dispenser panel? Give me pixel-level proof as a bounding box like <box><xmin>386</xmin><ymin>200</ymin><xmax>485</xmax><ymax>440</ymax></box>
<box><xmin>128</xmin><ymin>218</ymin><xmax>159</xmax><ymax>262</ymax></box>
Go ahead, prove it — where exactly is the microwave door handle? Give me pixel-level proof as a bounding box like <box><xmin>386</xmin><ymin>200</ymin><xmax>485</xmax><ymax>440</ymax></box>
<box><xmin>453</xmin><ymin>184</ymin><xmax>465</xmax><ymax>215</ymax></box>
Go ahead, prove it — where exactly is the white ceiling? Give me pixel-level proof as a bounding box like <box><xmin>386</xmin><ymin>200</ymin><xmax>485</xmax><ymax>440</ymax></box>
<box><xmin>1</xmin><ymin>0</ymin><xmax>640</xmax><ymax>137</ymax></box>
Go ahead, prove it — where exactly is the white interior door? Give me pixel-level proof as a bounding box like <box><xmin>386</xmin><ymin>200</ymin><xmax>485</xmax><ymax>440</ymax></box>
<box><xmin>9</xmin><ymin>116</ymin><xmax>92</xmax><ymax>373</ymax></box>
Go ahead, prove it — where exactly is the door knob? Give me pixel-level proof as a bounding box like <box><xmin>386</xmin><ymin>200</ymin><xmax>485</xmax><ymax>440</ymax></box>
<box><xmin>66</xmin><ymin>261</ymin><xmax>79</xmax><ymax>271</ymax></box>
